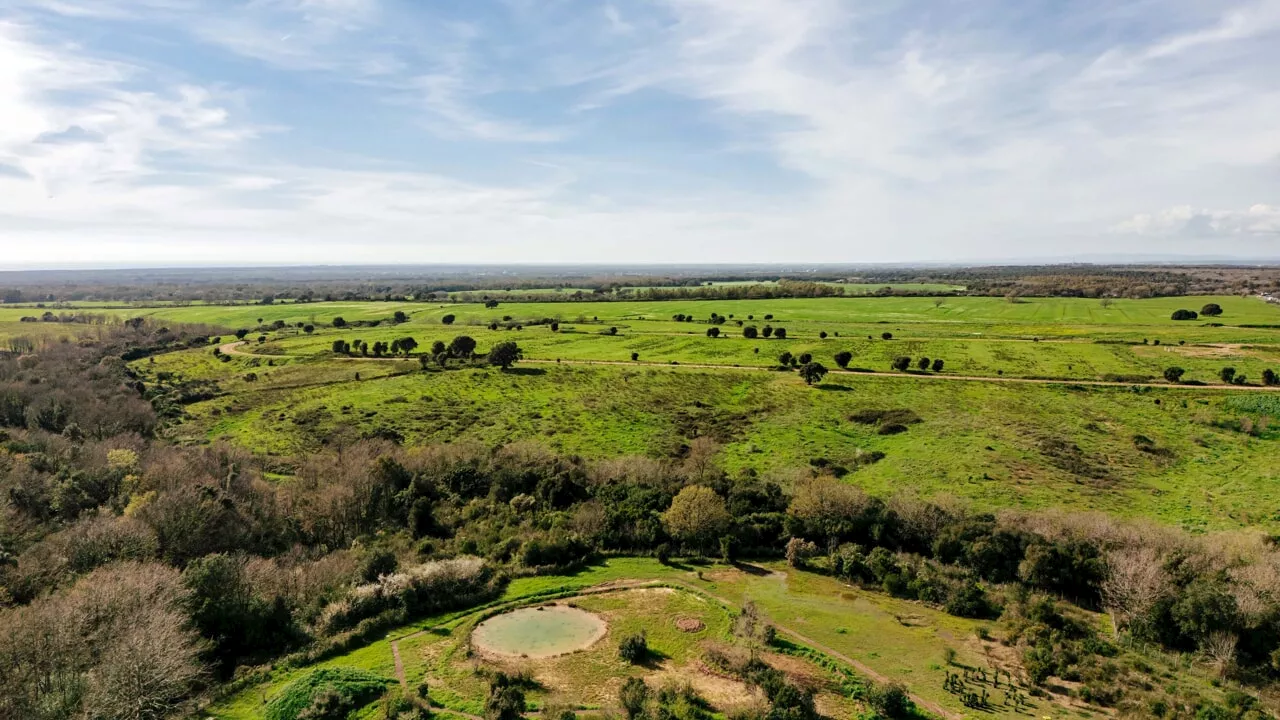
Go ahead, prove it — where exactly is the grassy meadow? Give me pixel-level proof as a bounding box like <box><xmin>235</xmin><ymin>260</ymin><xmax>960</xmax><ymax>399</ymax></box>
<box><xmin>119</xmin><ymin>294</ymin><xmax>1280</xmax><ymax>531</ymax></box>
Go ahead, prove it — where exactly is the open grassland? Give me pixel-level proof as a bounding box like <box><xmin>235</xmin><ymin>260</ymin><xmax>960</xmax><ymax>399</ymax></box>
<box><xmin>207</xmin><ymin>558</ymin><xmax>1234</xmax><ymax>720</ymax></box>
<box><xmin>139</xmin><ymin>352</ymin><xmax>1280</xmax><ymax>530</ymax></box>
<box><xmin>118</xmin><ymin>294</ymin><xmax>1280</xmax><ymax>530</ymax></box>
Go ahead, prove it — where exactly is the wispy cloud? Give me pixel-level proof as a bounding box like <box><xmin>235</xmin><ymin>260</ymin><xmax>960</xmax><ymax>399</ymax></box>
<box><xmin>1</xmin><ymin>0</ymin><xmax>1278</xmax><ymax>266</ymax></box>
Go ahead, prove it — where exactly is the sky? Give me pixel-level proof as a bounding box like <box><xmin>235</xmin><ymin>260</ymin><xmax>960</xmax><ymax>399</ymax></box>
<box><xmin>1</xmin><ymin>0</ymin><xmax>1279</xmax><ymax>268</ymax></box>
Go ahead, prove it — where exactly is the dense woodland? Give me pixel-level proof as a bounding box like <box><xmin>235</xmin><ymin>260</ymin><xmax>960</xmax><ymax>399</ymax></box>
<box><xmin>1</xmin><ymin>325</ymin><xmax>1278</xmax><ymax>720</ymax></box>
<box><xmin>2</xmin><ymin>264</ymin><xmax>1279</xmax><ymax>305</ymax></box>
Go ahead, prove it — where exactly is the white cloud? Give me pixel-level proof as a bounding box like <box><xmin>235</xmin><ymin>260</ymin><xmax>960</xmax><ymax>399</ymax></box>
<box><xmin>1113</xmin><ymin>205</ymin><xmax>1280</xmax><ymax>237</ymax></box>
<box><xmin>1</xmin><ymin>1</ymin><xmax>1279</xmax><ymax>266</ymax></box>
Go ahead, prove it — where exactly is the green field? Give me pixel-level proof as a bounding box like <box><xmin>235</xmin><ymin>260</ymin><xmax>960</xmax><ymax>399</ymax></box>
<box><xmin>125</xmin><ymin>294</ymin><xmax>1280</xmax><ymax>531</ymax></box>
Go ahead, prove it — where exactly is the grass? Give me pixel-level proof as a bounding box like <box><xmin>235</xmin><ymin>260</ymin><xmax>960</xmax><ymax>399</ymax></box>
<box><xmin>207</xmin><ymin>558</ymin><xmax>1241</xmax><ymax>720</ymax></box>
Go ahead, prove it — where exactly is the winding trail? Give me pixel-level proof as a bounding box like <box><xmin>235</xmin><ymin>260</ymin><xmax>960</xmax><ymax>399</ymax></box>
<box><xmin>217</xmin><ymin>341</ymin><xmax>1278</xmax><ymax>392</ymax></box>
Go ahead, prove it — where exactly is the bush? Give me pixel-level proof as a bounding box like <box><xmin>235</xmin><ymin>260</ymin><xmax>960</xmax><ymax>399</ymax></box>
<box><xmin>866</xmin><ymin>682</ymin><xmax>913</xmax><ymax>719</ymax></box>
<box><xmin>1171</xmin><ymin>309</ymin><xmax>1198</xmax><ymax>321</ymax></box>
<box><xmin>265</xmin><ymin>667</ymin><xmax>392</xmax><ymax>720</ymax></box>
<box><xmin>1163</xmin><ymin>366</ymin><xmax>1186</xmax><ymax>383</ymax></box>
<box><xmin>834</xmin><ymin>351</ymin><xmax>852</xmax><ymax>368</ymax></box>
<box><xmin>1200</xmin><ymin>303</ymin><xmax>1223</xmax><ymax>316</ymax></box>
<box><xmin>619</xmin><ymin>631</ymin><xmax>648</xmax><ymax>663</ymax></box>
<box><xmin>317</xmin><ymin>557</ymin><xmax>497</xmax><ymax>634</ymax></box>
<box><xmin>890</xmin><ymin>356</ymin><xmax>911</xmax><ymax>372</ymax></box>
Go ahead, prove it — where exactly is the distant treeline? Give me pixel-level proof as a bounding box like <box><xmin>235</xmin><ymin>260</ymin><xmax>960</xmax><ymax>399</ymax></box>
<box><xmin>3</xmin><ymin>264</ymin><xmax>1278</xmax><ymax>305</ymax></box>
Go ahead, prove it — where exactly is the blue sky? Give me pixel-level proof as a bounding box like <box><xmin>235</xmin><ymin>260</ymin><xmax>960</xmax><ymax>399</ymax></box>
<box><xmin>1</xmin><ymin>0</ymin><xmax>1278</xmax><ymax>267</ymax></box>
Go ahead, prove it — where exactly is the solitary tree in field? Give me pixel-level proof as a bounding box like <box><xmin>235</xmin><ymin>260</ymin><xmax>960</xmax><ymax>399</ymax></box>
<box><xmin>931</xmin><ymin>358</ymin><xmax>944</xmax><ymax>372</ymax></box>
<box><xmin>488</xmin><ymin>341</ymin><xmax>522</xmax><ymax>369</ymax></box>
<box><xmin>891</xmin><ymin>356</ymin><xmax>911</xmax><ymax>372</ymax></box>
<box><xmin>706</xmin><ymin>327</ymin><xmax>720</xmax><ymax>338</ymax></box>
<box><xmin>450</xmin><ymin>335</ymin><xmax>477</xmax><ymax>359</ymax></box>
<box><xmin>333</xmin><ymin>316</ymin><xmax>347</xmax><ymax>327</ymax></box>
<box><xmin>631</xmin><ymin>352</ymin><xmax>639</xmax><ymax>361</ymax></box>
<box><xmin>799</xmin><ymin>362</ymin><xmax>828</xmax><ymax>385</ymax></box>
<box><xmin>1099</xmin><ymin>298</ymin><xmax>1114</xmax><ymax>309</ymax></box>
<box><xmin>1163</xmin><ymin>366</ymin><xmax>1186</xmax><ymax>383</ymax></box>
<box><xmin>819</xmin><ymin>331</ymin><xmax>828</xmax><ymax>339</ymax></box>
<box><xmin>662</xmin><ymin>485</ymin><xmax>730</xmax><ymax>556</ymax></box>
<box><xmin>235</xmin><ymin>329</ymin><xmax>249</xmax><ymax>340</ymax></box>
<box><xmin>441</xmin><ymin>314</ymin><xmax>456</xmax><ymax>325</ymax></box>
<box><xmin>882</xmin><ymin>332</ymin><xmax>893</xmax><ymax>340</ymax></box>
<box><xmin>1220</xmin><ymin>367</ymin><xmax>1236</xmax><ymax>384</ymax></box>
<box><xmin>485</xmin><ymin>299</ymin><xmax>500</xmax><ymax>308</ymax></box>
<box><xmin>1171</xmin><ymin>309</ymin><xmax>1198</xmax><ymax>321</ymax></box>
<box><xmin>743</xmin><ymin>326</ymin><xmax>759</xmax><ymax>339</ymax></box>
<box><xmin>834</xmin><ymin>351</ymin><xmax>852</xmax><ymax>368</ymax></box>
<box><xmin>1200</xmin><ymin>303</ymin><xmax>1223</xmax><ymax>317</ymax></box>
<box><xmin>303</xmin><ymin>324</ymin><xmax>314</xmax><ymax>334</ymax></box>
<box><xmin>550</xmin><ymin>322</ymin><xmax>559</xmax><ymax>332</ymax></box>
<box><xmin>394</xmin><ymin>310</ymin><xmax>408</xmax><ymax>323</ymax></box>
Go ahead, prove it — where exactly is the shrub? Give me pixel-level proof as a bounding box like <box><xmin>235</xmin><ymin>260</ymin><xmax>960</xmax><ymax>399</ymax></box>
<box><xmin>881</xmin><ymin>332</ymin><xmax>893</xmax><ymax>340</ymax></box>
<box><xmin>866</xmin><ymin>682</ymin><xmax>913</xmax><ymax>719</ymax></box>
<box><xmin>265</xmin><ymin>668</ymin><xmax>392</xmax><ymax>720</ymax></box>
<box><xmin>890</xmin><ymin>356</ymin><xmax>911</xmax><ymax>372</ymax></box>
<box><xmin>620</xmin><ymin>677</ymin><xmax>649</xmax><ymax>719</ymax></box>
<box><xmin>1200</xmin><ymin>303</ymin><xmax>1223</xmax><ymax>316</ymax></box>
<box><xmin>931</xmin><ymin>358</ymin><xmax>944</xmax><ymax>372</ymax></box>
<box><xmin>619</xmin><ymin>631</ymin><xmax>648</xmax><ymax>663</ymax></box>
<box><xmin>743</xmin><ymin>326</ymin><xmax>759</xmax><ymax>339</ymax></box>
<box><xmin>441</xmin><ymin>314</ymin><xmax>455</xmax><ymax>325</ymax></box>
<box><xmin>1163</xmin><ymin>366</ymin><xmax>1186</xmax><ymax>383</ymax></box>
<box><xmin>834</xmin><ymin>351</ymin><xmax>852</xmax><ymax>368</ymax></box>
<box><xmin>1171</xmin><ymin>309</ymin><xmax>1198</xmax><ymax>321</ymax></box>
<box><xmin>1219</xmin><ymin>367</ymin><xmax>1236</xmax><ymax>384</ymax></box>
<box><xmin>798</xmin><ymin>362</ymin><xmax>828</xmax><ymax>385</ymax></box>
<box><xmin>317</xmin><ymin>557</ymin><xmax>497</xmax><ymax>634</ymax></box>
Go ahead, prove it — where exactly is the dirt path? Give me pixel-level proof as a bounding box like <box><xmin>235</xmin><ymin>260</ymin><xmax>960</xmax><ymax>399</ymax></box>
<box><xmin>217</xmin><ymin>341</ymin><xmax>1279</xmax><ymax>392</ymax></box>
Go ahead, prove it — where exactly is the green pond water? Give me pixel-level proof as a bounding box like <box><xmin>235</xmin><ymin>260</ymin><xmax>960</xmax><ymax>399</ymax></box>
<box><xmin>472</xmin><ymin>605</ymin><xmax>606</xmax><ymax>658</ymax></box>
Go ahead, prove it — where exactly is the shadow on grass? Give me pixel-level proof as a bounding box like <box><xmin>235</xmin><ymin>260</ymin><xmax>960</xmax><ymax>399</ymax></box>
<box><xmin>732</xmin><ymin>562</ymin><xmax>773</xmax><ymax>576</ymax></box>
<box><xmin>815</xmin><ymin>383</ymin><xmax>853</xmax><ymax>391</ymax></box>
<box><xmin>504</xmin><ymin>367</ymin><xmax>546</xmax><ymax>376</ymax></box>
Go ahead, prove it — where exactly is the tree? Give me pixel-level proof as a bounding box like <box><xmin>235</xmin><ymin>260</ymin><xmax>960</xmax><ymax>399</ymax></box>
<box><xmin>333</xmin><ymin>316</ymin><xmax>347</xmax><ymax>327</ymax></box>
<box><xmin>303</xmin><ymin>324</ymin><xmax>314</xmax><ymax>334</ymax></box>
<box><xmin>1219</xmin><ymin>367</ymin><xmax>1236</xmax><ymax>384</ymax></box>
<box><xmin>706</xmin><ymin>327</ymin><xmax>720</xmax><ymax>338</ymax></box>
<box><xmin>331</xmin><ymin>339</ymin><xmax>349</xmax><ymax>354</ymax></box>
<box><xmin>891</xmin><ymin>356</ymin><xmax>911</xmax><ymax>372</ymax></box>
<box><xmin>661</xmin><ymin>485</ymin><xmax>730</xmax><ymax>555</ymax></box>
<box><xmin>489</xmin><ymin>341</ymin><xmax>523</xmax><ymax>369</ymax></box>
<box><xmin>449</xmin><ymin>335</ymin><xmax>477</xmax><ymax>358</ymax></box>
<box><xmin>485</xmin><ymin>677</ymin><xmax>527</xmax><ymax>720</ymax></box>
<box><xmin>799</xmin><ymin>362</ymin><xmax>828</xmax><ymax>385</ymax></box>
<box><xmin>550</xmin><ymin>322</ymin><xmax>559</xmax><ymax>332</ymax></box>
<box><xmin>1263</xmin><ymin>368</ymin><xmax>1278</xmax><ymax>386</ymax></box>
<box><xmin>1200</xmin><ymin>303</ymin><xmax>1223</xmax><ymax>317</ymax></box>
<box><xmin>778</xmin><ymin>351</ymin><xmax>794</xmax><ymax>367</ymax></box>
<box><xmin>743</xmin><ymin>326</ymin><xmax>759</xmax><ymax>339</ymax></box>
<box><xmin>1163</xmin><ymin>366</ymin><xmax>1186</xmax><ymax>383</ymax></box>
<box><xmin>631</xmin><ymin>352</ymin><xmax>639</xmax><ymax>361</ymax></box>
<box><xmin>442</xmin><ymin>314</ymin><xmax>456</xmax><ymax>325</ymax></box>
<box><xmin>774</xmin><ymin>327</ymin><xmax>787</xmax><ymax>339</ymax></box>
<box><xmin>798</xmin><ymin>352</ymin><xmax>812</xmax><ymax>364</ymax></box>
<box><xmin>397</xmin><ymin>337</ymin><xmax>418</xmax><ymax>355</ymax></box>
<box><xmin>931</xmin><ymin>358</ymin><xmax>944</xmax><ymax>372</ymax></box>
<box><xmin>917</xmin><ymin>357</ymin><xmax>930</xmax><ymax>371</ymax></box>
<box><xmin>1171</xmin><ymin>309</ymin><xmax>1198</xmax><ymax>321</ymax></box>
<box><xmin>834</xmin><ymin>351</ymin><xmax>852</xmax><ymax>368</ymax></box>
<box><xmin>881</xmin><ymin>332</ymin><xmax>893</xmax><ymax>340</ymax></box>
<box><xmin>819</xmin><ymin>331</ymin><xmax>828</xmax><ymax>339</ymax></box>
<box><xmin>235</xmin><ymin>329</ymin><xmax>249</xmax><ymax>340</ymax></box>
<box><xmin>485</xmin><ymin>299</ymin><xmax>500</xmax><ymax>308</ymax></box>
<box><xmin>620</xmin><ymin>678</ymin><xmax>649</xmax><ymax>720</ymax></box>
<box><xmin>762</xmin><ymin>325</ymin><xmax>774</xmax><ymax>338</ymax></box>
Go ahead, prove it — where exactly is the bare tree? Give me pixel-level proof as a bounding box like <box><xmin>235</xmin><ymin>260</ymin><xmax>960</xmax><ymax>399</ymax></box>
<box><xmin>1202</xmin><ymin>632</ymin><xmax>1237</xmax><ymax>679</ymax></box>
<box><xmin>1101</xmin><ymin>547</ymin><xmax>1168</xmax><ymax>634</ymax></box>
